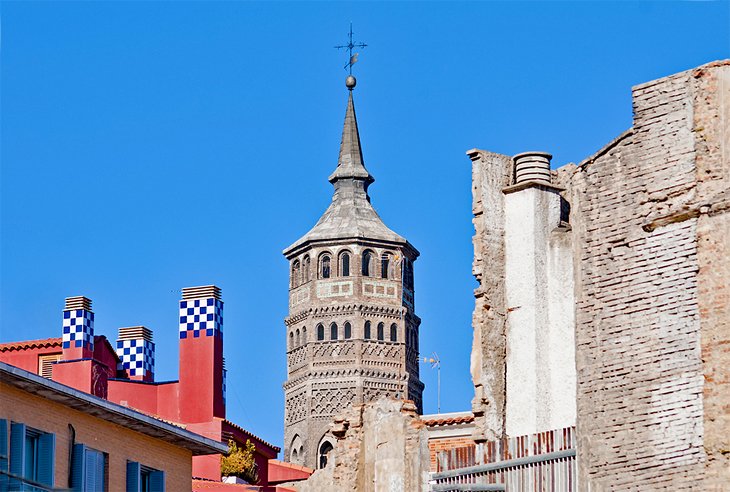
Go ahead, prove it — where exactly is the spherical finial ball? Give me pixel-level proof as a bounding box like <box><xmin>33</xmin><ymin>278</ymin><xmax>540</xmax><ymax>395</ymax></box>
<box><xmin>345</xmin><ymin>75</ymin><xmax>357</xmax><ymax>90</ymax></box>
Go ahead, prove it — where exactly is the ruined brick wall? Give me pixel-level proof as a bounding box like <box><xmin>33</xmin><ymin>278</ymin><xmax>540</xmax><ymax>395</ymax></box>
<box><xmin>694</xmin><ymin>62</ymin><xmax>730</xmax><ymax>490</ymax></box>
<box><xmin>569</xmin><ymin>60</ymin><xmax>730</xmax><ymax>490</ymax></box>
<box><xmin>288</xmin><ymin>398</ymin><xmax>430</xmax><ymax>492</ymax></box>
<box><xmin>467</xmin><ymin>150</ymin><xmax>513</xmax><ymax>442</ymax></box>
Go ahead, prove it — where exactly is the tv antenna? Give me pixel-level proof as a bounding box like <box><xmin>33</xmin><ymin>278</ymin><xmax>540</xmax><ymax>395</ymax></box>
<box><xmin>423</xmin><ymin>352</ymin><xmax>441</xmax><ymax>414</ymax></box>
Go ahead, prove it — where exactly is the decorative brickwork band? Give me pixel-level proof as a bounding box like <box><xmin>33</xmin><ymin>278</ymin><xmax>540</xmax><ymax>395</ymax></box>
<box><xmin>179</xmin><ymin>286</ymin><xmax>223</xmax><ymax>339</ymax></box>
<box><xmin>116</xmin><ymin>326</ymin><xmax>155</xmax><ymax>379</ymax></box>
<box><xmin>62</xmin><ymin>296</ymin><xmax>94</xmax><ymax>351</ymax></box>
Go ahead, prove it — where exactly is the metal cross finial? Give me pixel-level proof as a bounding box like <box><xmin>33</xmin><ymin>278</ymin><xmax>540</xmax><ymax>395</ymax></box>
<box><xmin>334</xmin><ymin>22</ymin><xmax>367</xmax><ymax>75</ymax></box>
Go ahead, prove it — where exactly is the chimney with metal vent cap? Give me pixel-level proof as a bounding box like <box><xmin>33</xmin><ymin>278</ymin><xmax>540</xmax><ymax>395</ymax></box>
<box><xmin>116</xmin><ymin>326</ymin><xmax>155</xmax><ymax>382</ymax></box>
<box><xmin>513</xmin><ymin>151</ymin><xmax>552</xmax><ymax>185</ymax></box>
<box><xmin>62</xmin><ymin>296</ymin><xmax>95</xmax><ymax>359</ymax></box>
<box><xmin>178</xmin><ymin>284</ymin><xmax>225</xmax><ymax>422</ymax></box>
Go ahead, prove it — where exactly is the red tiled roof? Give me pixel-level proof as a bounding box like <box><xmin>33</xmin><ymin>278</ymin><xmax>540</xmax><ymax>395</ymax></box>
<box><xmin>223</xmin><ymin>419</ymin><xmax>281</xmax><ymax>453</ymax></box>
<box><xmin>192</xmin><ymin>479</ymin><xmax>258</xmax><ymax>491</ymax></box>
<box><xmin>422</xmin><ymin>414</ymin><xmax>475</xmax><ymax>427</ymax></box>
<box><xmin>0</xmin><ymin>338</ymin><xmax>62</xmax><ymax>352</ymax></box>
<box><xmin>267</xmin><ymin>459</ymin><xmax>313</xmax><ymax>485</ymax></box>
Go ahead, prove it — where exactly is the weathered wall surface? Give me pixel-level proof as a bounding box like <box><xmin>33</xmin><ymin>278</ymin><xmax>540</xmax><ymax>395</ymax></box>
<box><xmin>503</xmin><ymin>184</ymin><xmax>575</xmax><ymax>436</ymax></box>
<box><xmin>570</xmin><ymin>60</ymin><xmax>730</xmax><ymax>490</ymax></box>
<box><xmin>467</xmin><ymin>150</ymin><xmax>512</xmax><ymax>442</ymax></box>
<box><xmin>289</xmin><ymin>398</ymin><xmax>430</xmax><ymax>492</ymax></box>
<box><xmin>693</xmin><ymin>62</ymin><xmax>730</xmax><ymax>490</ymax></box>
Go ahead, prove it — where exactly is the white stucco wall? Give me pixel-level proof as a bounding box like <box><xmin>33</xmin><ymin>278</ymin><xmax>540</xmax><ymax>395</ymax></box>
<box><xmin>504</xmin><ymin>185</ymin><xmax>576</xmax><ymax>436</ymax></box>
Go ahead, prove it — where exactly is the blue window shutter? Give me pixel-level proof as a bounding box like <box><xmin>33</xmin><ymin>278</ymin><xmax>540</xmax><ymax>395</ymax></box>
<box><xmin>9</xmin><ymin>422</ymin><xmax>26</xmax><ymax>489</ymax></box>
<box><xmin>71</xmin><ymin>443</ymin><xmax>86</xmax><ymax>491</ymax></box>
<box><xmin>37</xmin><ymin>432</ymin><xmax>55</xmax><ymax>486</ymax></box>
<box><xmin>0</xmin><ymin>420</ymin><xmax>7</xmax><ymax>490</ymax></box>
<box><xmin>126</xmin><ymin>461</ymin><xmax>141</xmax><ymax>492</ymax></box>
<box><xmin>149</xmin><ymin>470</ymin><xmax>165</xmax><ymax>492</ymax></box>
<box><xmin>95</xmin><ymin>452</ymin><xmax>106</xmax><ymax>491</ymax></box>
<box><xmin>0</xmin><ymin>419</ymin><xmax>8</xmax><ymax>471</ymax></box>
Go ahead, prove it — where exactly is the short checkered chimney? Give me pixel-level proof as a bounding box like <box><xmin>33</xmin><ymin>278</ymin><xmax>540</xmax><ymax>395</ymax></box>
<box><xmin>178</xmin><ymin>285</ymin><xmax>225</xmax><ymax>422</ymax></box>
<box><xmin>179</xmin><ymin>285</ymin><xmax>223</xmax><ymax>339</ymax></box>
<box><xmin>116</xmin><ymin>326</ymin><xmax>155</xmax><ymax>382</ymax></box>
<box><xmin>62</xmin><ymin>296</ymin><xmax>95</xmax><ymax>359</ymax></box>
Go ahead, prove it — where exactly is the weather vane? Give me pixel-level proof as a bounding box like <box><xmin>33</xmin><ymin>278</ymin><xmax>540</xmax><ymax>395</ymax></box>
<box><xmin>335</xmin><ymin>22</ymin><xmax>367</xmax><ymax>77</ymax></box>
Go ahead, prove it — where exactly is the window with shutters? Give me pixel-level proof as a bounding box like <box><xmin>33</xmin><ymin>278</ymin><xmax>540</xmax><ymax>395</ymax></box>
<box><xmin>8</xmin><ymin>422</ymin><xmax>55</xmax><ymax>489</ymax></box>
<box><xmin>72</xmin><ymin>443</ymin><xmax>108</xmax><ymax>491</ymax></box>
<box><xmin>127</xmin><ymin>461</ymin><xmax>164</xmax><ymax>492</ymax></box>
<box><xmin>37</xmin><ymin>353</ymin><xmax>62</xmax><ymax>379</ymax></box>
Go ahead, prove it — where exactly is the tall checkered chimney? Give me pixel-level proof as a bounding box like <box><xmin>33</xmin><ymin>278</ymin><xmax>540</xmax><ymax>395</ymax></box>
<box><xmin>116</xmin><ymin>326</ymin><xmax>155</xmax><ymax>382</ymax></box>
<box><xmin>62</xmin><ymin>296</ymin><xmax>94</xmax><ymax>360</ymax></box>
<box><xmin>178</xmin><ymin>285</ymin><xmax>225</xmax><ymax>422</ymax></box>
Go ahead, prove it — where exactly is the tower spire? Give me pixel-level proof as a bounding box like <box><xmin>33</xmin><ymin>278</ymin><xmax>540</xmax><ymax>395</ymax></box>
<box><xmin>328</xmin><ymin>91</ymin><xmax>374</xmax><ymax>186</ymax></box>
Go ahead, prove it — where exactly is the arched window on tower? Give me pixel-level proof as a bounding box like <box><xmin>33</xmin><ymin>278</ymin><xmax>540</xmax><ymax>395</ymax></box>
<box><xmin>390</xmin><ymin>323</ymin><xmax>398</xmax><ymax>342</ymax></box>
<box><xmin>377</xmin><ymin>322</ymin><xmax>384</xmax><ymax>341</ymax></box>
<box><xmin>302</xmin><ymin>326</ymin><xmax>307</xmax><ymax>344</ymax></box>
<box><xmin>362</xmin><ymin>250</ymin><xmax>374</xmax><ymax>277</ymax></box>
<box><xmin>330</xmin><ymin>322</ymin><xmax>338</xmax><ymax>340</ymax></box>
<box><xmin>381</xmin><ymin>253</ymin><xmax>391</xmax><ymax>279</ymax></box>
<box><xmin>296</xmin><ymin>329</ymin><xmax>300</xmax><ymax>346</ymax></box>
<box><xmin>317</xmin><ymin>324</ymin><xmax>325</xmax><ymax>341</ymax></box>
<box><xmin>344</xmin><ymin>322</ymin><xmax>352</xmax><ymax>339</ymax></box>
<box><xmin>320</xmin><ymin>255</ymin><xmax>331</xmax><ymax>279</ymax></box>
<box><xmin>292</xmin><ymin>260</ymin><xmax>301</xmax><ymax>288</ymax></box>
<box><xmin>364</xmin><ymin>321</ymin><xmax>371</xmax><ymax>339</ymax></box>
<box><xmin>340</xmin><ymin>252</ymin><xmax>350</xmax><ymax>277</ymax></box>
<box><xmin>319</xmin><ymin>440</ymin><xmax>334</xmax><ymax>469</ymax></box>
<box><xmin>289</xmin><ymin>331</ymin><xmax>294</xmax><ymax>349</ymax></box>
<box><xmin>303</xmin><ymin>255</ymin><xmax>311</xmax><ymax>283</ymax></box>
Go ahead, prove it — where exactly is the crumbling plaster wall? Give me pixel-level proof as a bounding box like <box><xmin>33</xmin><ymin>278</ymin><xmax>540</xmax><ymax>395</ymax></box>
<box><xmin>467</xmin><ymin>150</ymin><xmax>513</xmax><ymax>442</ymax></box>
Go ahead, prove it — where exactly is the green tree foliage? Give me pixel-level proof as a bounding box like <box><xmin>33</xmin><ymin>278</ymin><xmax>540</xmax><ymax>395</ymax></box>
<box><xmin>221</xmin><ymin>439</ymin><xmax>259</xmax><ymax>484</ymax></box>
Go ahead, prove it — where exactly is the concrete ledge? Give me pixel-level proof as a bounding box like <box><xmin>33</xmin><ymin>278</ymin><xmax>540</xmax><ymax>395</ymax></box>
<box><xmin>502</xmin><ymin>180</ymin><xmax>565</xmax><ymax>195</ymax></box>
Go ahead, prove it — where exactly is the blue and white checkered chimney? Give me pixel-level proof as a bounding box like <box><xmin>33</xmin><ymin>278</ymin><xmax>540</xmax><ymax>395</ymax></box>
<box><xmin>116</xmin><ymin>326</ymin><xmax>155</xmax><ymax>382</ymax></box>
<box><xmin>62</xmin><ymin>296</ymin><xmax>94</xmax><ymax>359</ymax></box>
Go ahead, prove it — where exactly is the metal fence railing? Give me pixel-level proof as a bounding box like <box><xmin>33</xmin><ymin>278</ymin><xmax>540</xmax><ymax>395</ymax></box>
<box><xmin>430</xmin><ymin>426</ymin><xmax>576</xmax><ymax>492</ymax></box>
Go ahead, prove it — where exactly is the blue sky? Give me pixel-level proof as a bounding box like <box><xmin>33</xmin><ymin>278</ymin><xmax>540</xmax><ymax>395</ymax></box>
<box><xmin>2</xmin><ymin>1</ymin><xmax>728</xmax><ymax>450</ymax></box>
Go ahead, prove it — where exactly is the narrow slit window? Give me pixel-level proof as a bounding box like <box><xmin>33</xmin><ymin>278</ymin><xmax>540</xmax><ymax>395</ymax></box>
<box><xmin>381</xmin><ymin>255</ymin><xmax>390</xmax><ymax>279</ymax></box>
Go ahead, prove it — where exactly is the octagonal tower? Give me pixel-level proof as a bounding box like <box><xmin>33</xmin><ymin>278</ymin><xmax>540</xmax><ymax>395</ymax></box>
<box><xmin>282</xmin><ymin>81</ymin><xmax>423</xmax><ymax>470</ymax></box>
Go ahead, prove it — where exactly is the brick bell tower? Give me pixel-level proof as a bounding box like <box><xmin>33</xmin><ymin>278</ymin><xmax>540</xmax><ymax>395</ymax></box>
<box><xmin>282</xmin><ymin>75</ymin><xmax>423</xmax><ymax>470</ymax></box>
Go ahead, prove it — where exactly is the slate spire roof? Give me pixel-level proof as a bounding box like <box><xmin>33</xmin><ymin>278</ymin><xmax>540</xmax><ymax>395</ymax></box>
<box><xmin>284</xmin><ymin>87</ymin><xmax>413</xmax><ymax>256</ymax></box>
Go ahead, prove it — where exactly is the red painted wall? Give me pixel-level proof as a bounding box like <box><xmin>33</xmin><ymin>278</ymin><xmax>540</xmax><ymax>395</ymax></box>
<box><xmin>0</xmin><ymin>345</ymin><xmax>61</xmax><ymax>374</ymax></box>
<box><xmin>179</xmin><ymin>334</ymin><xmax>225</xmax><ymax>423</ymax></box>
